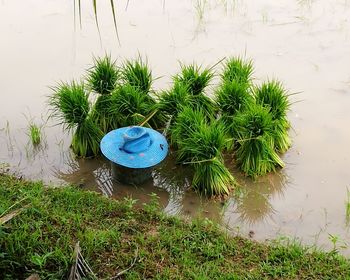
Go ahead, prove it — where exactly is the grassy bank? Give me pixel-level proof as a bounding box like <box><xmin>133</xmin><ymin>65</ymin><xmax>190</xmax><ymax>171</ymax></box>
<box><xmin>1</xmin><ymin>174</ymin><xmax>349</xmax><ymax>279</ymax></box>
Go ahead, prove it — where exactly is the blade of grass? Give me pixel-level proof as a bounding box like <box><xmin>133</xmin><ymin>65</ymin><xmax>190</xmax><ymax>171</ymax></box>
<box><xmin>110</xmin><ymin>0</ymin><xmax>121</xmax><ymax>46</ymax></box>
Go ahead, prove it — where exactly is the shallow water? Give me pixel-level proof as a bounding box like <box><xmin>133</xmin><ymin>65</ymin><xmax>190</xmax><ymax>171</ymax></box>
<box><xmin>1</xmin><ymin>0</ymin><xmax>350</xmax><ymax>254</ymax></box>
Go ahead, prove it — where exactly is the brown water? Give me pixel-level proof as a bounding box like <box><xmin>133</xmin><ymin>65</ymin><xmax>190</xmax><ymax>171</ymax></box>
<box><xmin>1</xmin><ymin>0</ymin><xmax>350</xmax><ymax>254</ymax></box>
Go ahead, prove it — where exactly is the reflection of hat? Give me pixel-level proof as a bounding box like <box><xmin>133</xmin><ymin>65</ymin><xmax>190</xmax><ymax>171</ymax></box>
<box><xmin>100</xmin><ymin>126</ymin><xmax>169</xmax><ymax>169</ymax></box>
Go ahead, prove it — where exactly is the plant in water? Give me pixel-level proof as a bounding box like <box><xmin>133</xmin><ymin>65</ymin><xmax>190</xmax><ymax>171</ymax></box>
<box><xmin>233</xmin><ymin>104</ymin><xmax>284</xmax><ymax>177</ymax></box>
<box><xmin>255</xmin><ymin>80</ymin><xmax>291</xmax><ymax>152</ymax></box>
<box><xmin>48</xmin><ymin>81</ymin><xmax>103</xmax><ymax>157</ymax></box>
<box><xmin>221</xmin><ymin>57</ymin><xmax>254</xmax><ymax>86</ymax></box>
<box><xmin>28</xmin><ymin>123</ymin><xmax>41</xmax><ymax>146</ymax></box>
<box><xmin>87</xmin><ymin>55</ymin><xmax>120</xmax><ymax>133</ymax></box>
<box><xmin>346</xmin><ymin>187</ymin><xmax>350</xmax><ymax>226</ymax></box>
<box><xmin>176</xmin><ymin>119</ymin><xmax>234</xmax><ymax>195</ymax></box>
<box><xmin>217</xmin><ymin>79</ymin><xmax>254</xmax><ymax>130</ymax></box>
<box><xmin>87</xmin><ymin>55</ymin><xmax>119</xmax><ymax>95</ymax></box>
<box><xmin>174</xmin><ymin>63</ymin><xmax>213</xmax><ymax>96</ymax></box>
<box><xmin>108</xmin><ymin>84</ymin><xmax>164</xmax><ymax>129</ymax></box>
<box><xmin>171</xmin><ymin>108</ymin><xmax>207</xmax><ymax>160</ymax></box>
<box><xmin>121</xmin><ymin>57</ymin><xmax>153</xmax><ymax>94</ymax></box>
<box><xmin>157</xmin><ymin>82</ymin><xmax>192</xmax><ymax>119</ymax></box>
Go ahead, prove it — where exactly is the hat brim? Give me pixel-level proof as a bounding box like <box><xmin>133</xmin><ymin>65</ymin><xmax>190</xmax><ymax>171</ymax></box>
<box><xmin>100</xmin><ymin>127</ymin><xmax>169</xmax><ymax>169</ymax></box>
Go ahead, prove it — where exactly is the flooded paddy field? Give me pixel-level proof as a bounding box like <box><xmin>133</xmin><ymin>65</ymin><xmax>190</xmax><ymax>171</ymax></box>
<box><xmin>1</xmin><ymin>0</ymin><xmax>350</xmax><ymax>254</ymax></box>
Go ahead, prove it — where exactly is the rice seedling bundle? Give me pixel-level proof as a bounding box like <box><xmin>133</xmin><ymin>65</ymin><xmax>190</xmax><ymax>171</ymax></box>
<box><xmin>108</xmin><ymin>84</ymin><xmax>164</xmax><ymax>129</ymax></box>
<box><xmin>174</xmin><ymin>63</ymin><xmax>213</xmax><ymax>96</ymax></box>
<box><xmin>255</xmin><ymin>80</ymin><xmax>291</xmax><ymax>152</ymax></box>
<box><xmin>49</xmin><ymin>81</ymin><xmax>103</xmax><ymax>157</ymax></box>
<box><xmin>233</xmin><ymin>104</ymin><xmax>284</xmax><ymax>177</ymax></box>
<box><xmin>221</xmin><ymin>57</ymin><xmax>254</xmax><ymax>86</ymax></box>
<box><xmin>121</xmin><ymin>57</ymin><xmax>153</xmax><ymax>94</ymax></box>
<box><xmin>87</xmin><ymin>55</ymin><xmax>119</xmax><ymax>95</ymax></box>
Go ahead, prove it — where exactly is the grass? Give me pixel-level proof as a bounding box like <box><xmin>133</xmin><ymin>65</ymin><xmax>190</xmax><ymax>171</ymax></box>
<box><xmin>174</xmin><ymin>63</ymin><xmax>213</xmax><ymax>96</ymax></box>
<box><xmin>108</xmin><ymin>84</ymin><xmax>164</xmax><ymax>129</ymax></box>
<box><xmin>171</xmin><ymin>109</ymin><xmax>234</xmax><ymax>195</ymax></box>
<box><xmin>346</xmin><ymin>187</ymin><xmax>350</xmax><ymax>226</ymax></box>
<box><xmin>255</xmin><ymin>80</ymin><xmax>291</xmax><ymax>152</ymax></box>
<box><xmin>1</xmin><ymin>174</ymin><xmax>350</xmax><ymax>279</ymax></box>
<box><xmin>48</xmin><ymin>81</ymin><xmax>102</xmax><ymax>157</ymax></box>
<box><xmin>233</xmin><ymin>104</ymin><xmax>285</xmax><ymax>177</ymax></box>
<box><xmin>87</xmin><ymin>55</ymin><xmax>119</xmax><ymax>95</ymax></box>
<box><xmin>121</xmin><ymin>57</ymin><xmax>153</xmax><ymax>94</ymax></box>
<box><xmin>221</xmin><ymin>57</ymin><xmax>254</xmax><ymax>86</ymax></box>
<box><xmin>28</xmin><ymin>123</ymin><xmax>41</xmax><ymax>146</ymax></box>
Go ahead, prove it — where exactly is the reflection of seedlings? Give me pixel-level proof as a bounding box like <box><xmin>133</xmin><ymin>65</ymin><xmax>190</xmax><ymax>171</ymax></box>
<box><xmin>94</xmin><ymin>166</ymin><xmax>114</xmax><ymax>197</ymax></box>
<box><xmin>261</xmin><ymin>9</ymin><xmax>269</xmax><ymax>24</ymax></box>
<box><xmin>5</xmin><ymin>120</ymin><xmax>14</xmax><ymax>154</ymax></box>
<box><xmin>345</xmin><ymin>187</ymin><xmax>350</xmax><ymax>226</ymax></box>
<box><xmin>235</xmin><ymin>188</ymin><xmax>276</xmax><ymax>223</ymax></box>
<box><xmin>194</xmin><ymin>0</ymin><xmax>207</xmax><ymax>23</ymax></box>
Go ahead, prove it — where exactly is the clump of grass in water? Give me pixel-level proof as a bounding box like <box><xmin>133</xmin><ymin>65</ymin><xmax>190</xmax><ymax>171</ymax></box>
<box><xmin>87</xmin><ymin>55</ymin><xmax>119</xmax><ymax>95</ymax></box>
<box><xmin>173</xmin><ymin>108</ymin><xmax>234</xmax><ymax>195</ymax></box>
<box><xmin>121</xmin><ymin>56</ymin><xmax>153</xmax><ymax>94</ymax></box>
<box><xmin>221</xmin><ymin>56</ymin><xmax>254</xmax><ymax>86</ymax></box>
<box><xmin>255</xmin><ymin>80</ymin><xmax>291</xmax><ymax>153</ymax></box>
<box><xmin>346</xmin><ymin>187</ymin><xmax>350</xmax><ymax>226</ymax></box>
<box><xmin>216</xmin><ymin>79</ymin><xmax>254</xmax><ymax>132</ymax></box>
<box><xmin>49</xmin><ymin>81</ymin><xmax>103</xmax><ymax>157</ymax></box>
<box><xmin>108</xmin><ymin>84</ymin><xmax>164</xmax><ymax>129</ymax></box>
<box><xmin>157</xmin><ymin>82</ymin><xmax>192</xmax><ymax>120</ymax></box>
<box><xmin>233</xmin><ymin>104</ymin><xmax>284</xmax><ymax>177</ymax></box>
<box><xmin>28</xmin><ymin>123</ymin><xmax>41</xmax><ymax>146</ymax></box>
<box><xmin>173</xmin><ymin>63</ymin><xmax>216</xmax><ymax>119</ymax></box>
<box><xmin>87</xmin><ymin>55</ymin><xmax>120</xmax><ymax>133</ymax></box>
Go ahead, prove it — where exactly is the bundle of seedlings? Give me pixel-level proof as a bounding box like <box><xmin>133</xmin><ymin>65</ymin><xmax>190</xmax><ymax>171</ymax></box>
<box><xmin>173</xmin><ymin>63</ymin><xmax>216</xmax><ymax>119</ymax></box>
<box><xmin>170</xmin><ymin>107</ymin><xmax>207</xmax><ymax>158</ymax></box>
<box><xmin>121</xmin><ymin>56</ymin><xmax>153</xmax><ymax>95</ymax></box>
<box><xmin>87</xmin><ymin>55</ymin><xmax>120</xmax><ymax>133</ymax></box>
<box><xmin>216</xmin><ymin>79</ymin><xmax>255</xmax><ymax>138</ymax></box>
<box><xmin>233</xmin><ymin>104</ymin><xmax>284</xmax><ymax>177</ymax></box>
<box><xmin>220</xmin><ymin>56</ymin><xmax>254</xmax><ymax>86</ymax></box>
<box><xmin>173</xmin><ymin>108</ymin><xmax>235</xmax><ymax>196</ymax></box>
<box><xmin>254</xmin><ymin>80</ymin><xmax>291</xmax><ymax>153</ymax></box>
<box><xmin>49</xmin><ymin>82</ymin><xmax>103</xmax><ymax>157</ymax></box>
<box><xmin>107</xmin><ymin>84</ymin><xmax>165</xmax><ymax>129</ymax></box>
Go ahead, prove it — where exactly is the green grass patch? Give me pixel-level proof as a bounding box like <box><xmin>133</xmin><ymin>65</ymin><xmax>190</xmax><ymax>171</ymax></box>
<box><xmin>1</xmin><ymin>174</ymin><xmax>350</xmax><ymax>279</ymax></box>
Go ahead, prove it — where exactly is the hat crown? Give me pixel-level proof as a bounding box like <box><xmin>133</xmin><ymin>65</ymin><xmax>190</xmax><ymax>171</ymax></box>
<box><xmin>122</xmin><ymin>126</ymin><xmax>151</xmax><ymax>153</ymax></box>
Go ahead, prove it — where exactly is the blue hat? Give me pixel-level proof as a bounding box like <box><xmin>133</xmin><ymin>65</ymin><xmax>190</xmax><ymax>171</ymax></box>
<box><xmin>100</xmin><ymin>126</ymin><xmax>169</xmax><ymax>169</ymax></box>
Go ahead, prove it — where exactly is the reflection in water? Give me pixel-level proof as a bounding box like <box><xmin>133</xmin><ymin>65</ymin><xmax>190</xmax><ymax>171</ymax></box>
<box><xmin>232</xmin><ymin>171</ymin><xmax>288</xmax><ymax>224</ymax></box>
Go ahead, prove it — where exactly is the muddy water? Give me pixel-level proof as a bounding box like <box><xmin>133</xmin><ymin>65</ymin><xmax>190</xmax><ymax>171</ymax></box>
<box><xmin>1</xmin><ymin>0</ymin><xmax>350</xmax><ymax>254</ymax></box>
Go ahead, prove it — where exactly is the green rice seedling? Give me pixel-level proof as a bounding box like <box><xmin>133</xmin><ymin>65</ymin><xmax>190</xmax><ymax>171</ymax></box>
<box><xmin>157</xmin><ymin>82</ymin><xmax>192</xmax><ymax>119</ymax></box>
<box><xmin>176</xmin><ymin>121</ymin><xmax>235</xmax><ymax>195</ymax></box>
<box><xmin>28</xmin><ymin>123</ymin><xmax>41</xmax><ymax>146</ymax></box>
<box><xmin>48</xmin><ymin>81</ymin><xmax>103</xmax><ymax>157</ymax></box>
<box><xmin>233</xmin><ymin>104</ymin><xmax>284</xmax><ymax>177</ymax></box>
<box><xmin>192</xmin><ymin>158</ymin><xmax>234</xmax><ymax>196</ymax></box>
<box><xmin>346</xmin><ymin>187</ymin><xmax>350</xmax><ymax>226</ymax></box>
<box><xmin>217</xmin><ymin>79</ymin><xmax>255</xmax><ymax>126</ymax></box>
<box><xmin>49</xmin><ymin>82</ymin><xmax>89</xmax><ymax>130</ymax></box>
<box><xmin>72</xmin><ymin>117</ymin><xmax>104</xmax><ymax>157</ymax></box>
<box><xmin>174</xmin><ymin>63</ymin><xmax>213</xmax><ymax>96</ymax></box>
<box><xmin>121</xmin><ymin>57</ymin><xmax>153</xmax><ymax>94</ymax></box>
<box><xmin>221</xmin><ymin>57</ymin><xmax>254</xmax><ymax>86</ymax></box>
<box><xmin>255</xmin><ymin>80</ymin><xmax>291</xmax><ymax>152</ymax></box>
<box><xmin>87</xmin><ymin>55</ymin><xmax>119</xmax><ymax>95</ymax></box>
<box><xmin>170</xmin><ymin>107</ymin><xmax>206</xmax><ymax>152</ymax></box>
<box><xmin>90</xmin><ymin>94</ymin><xmax>114</xmax><ymax>133</ymax></box>
<box><xmin>108</xmin><ymin>84</ymin><xmax>164</xmax><ymax>128</ymax></box>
